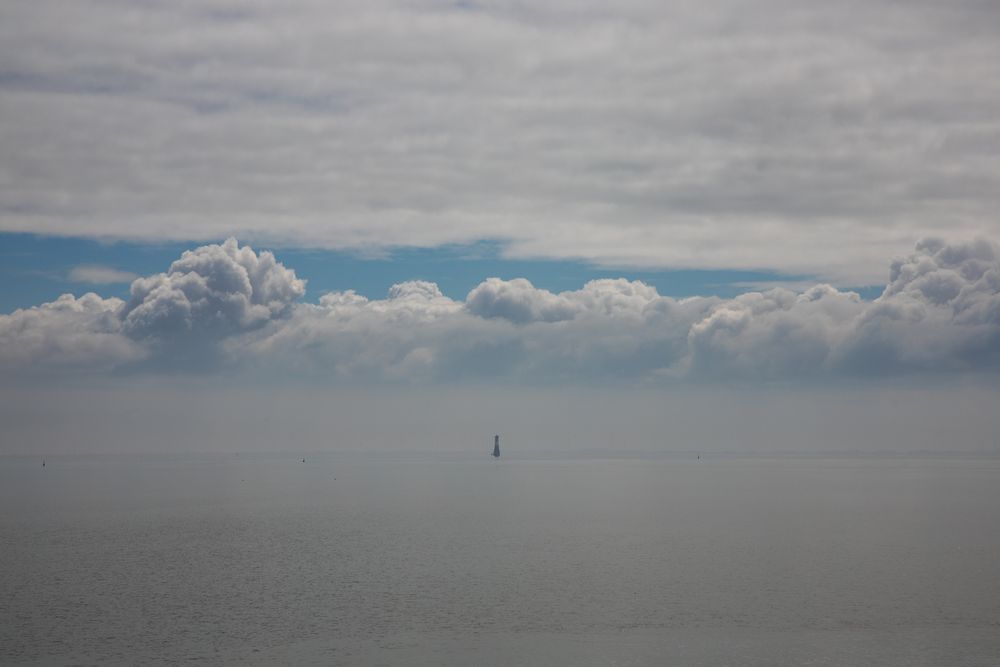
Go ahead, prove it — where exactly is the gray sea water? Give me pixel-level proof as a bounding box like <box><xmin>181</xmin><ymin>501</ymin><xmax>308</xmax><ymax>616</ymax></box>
<box><xmin>2</xmin><ymin>452</ymin><xmax>1000</xmax><ymax>666</ymax></box>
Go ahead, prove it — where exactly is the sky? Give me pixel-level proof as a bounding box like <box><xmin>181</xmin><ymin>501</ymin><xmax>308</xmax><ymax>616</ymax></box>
<box><xmin>2</xmin><ymin>1</ymin><xmax>1000</xmax><ymax>454</ymax></box>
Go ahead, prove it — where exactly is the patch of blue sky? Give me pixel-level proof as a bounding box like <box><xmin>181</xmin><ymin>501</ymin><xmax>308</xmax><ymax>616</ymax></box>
<box><xmin>0</xmin><ymin>234</ymin><xmax>191</xmax><ymax>313</ymax></box>
<box><xmin>0</xmin><ymin>233</ymin><xmax>884</xmax><ymax>314</ymax></box>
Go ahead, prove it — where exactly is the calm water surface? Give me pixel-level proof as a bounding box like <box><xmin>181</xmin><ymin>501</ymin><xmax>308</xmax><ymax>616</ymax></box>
<box><xmin>2</xmin><ymin>452</ymin><xmax>999</xmax><ymax>665</ymax></box>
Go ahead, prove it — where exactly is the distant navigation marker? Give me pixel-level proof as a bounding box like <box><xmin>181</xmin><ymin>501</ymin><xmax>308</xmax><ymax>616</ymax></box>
<box><xmin>492</xmin><ymin>435</ymin><xmax>500</xmax><ymax>458</ymax></box>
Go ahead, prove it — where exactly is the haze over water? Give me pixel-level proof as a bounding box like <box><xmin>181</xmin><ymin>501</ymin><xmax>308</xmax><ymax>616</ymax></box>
<box><xmin>4</xmin><ymin>451</ymin><xmax>999</xmax><ymax>666</ymax></box>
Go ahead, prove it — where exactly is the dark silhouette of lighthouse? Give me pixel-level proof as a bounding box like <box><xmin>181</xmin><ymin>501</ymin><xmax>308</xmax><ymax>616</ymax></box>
<box><xmin>492</xmin><ymin>435</ymin><xmax>500</xmax><ymax>458</ymax></box>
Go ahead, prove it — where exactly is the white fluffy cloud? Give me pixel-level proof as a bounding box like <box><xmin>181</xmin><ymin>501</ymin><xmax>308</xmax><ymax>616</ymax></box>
<box><xmin>687</xmin><ymin>285</ymin><xmax>865</xmax><ymax>378</ymax></box>
<box><xmin>0</xmin><ymin>239</ymin><xmax>304</xmax><ymax>371</ymax></box>
<box><xmin>121</xmin><ymin>237</ymin><xmax>305</xmax><ymax>346</ymax></box>
<box><xmin>3</xmin><ymin>237</ymin><xmax>1000</xmax><ymax>381</ymax></box>
<box><xmin>237</xmin><ymin>237</ymin><xmax>1000</xmax><ymax>381</ymax></box>
<box><xmin>0</xmin><ymin>293</ymin><xmax>144</xmax><ymax>372</ymax></box>
<box><xmin>3</xmin><ymin>2</ymin><xmax>1000</xmax><ymax>283</ymax></box>
<box><xmin>466</xmin><ymin>278</ymin><xmax>579</xmax><ymax>323</ymax></box>
<box><xmin>683</xmin><ymin>238</ymin><xmax>1000</xmax><ymax>377</ymax></box>
<box><xmin>833</xmin><ymin>238</ymin><xmax>1000</xmax><ymax>373</ymax></box>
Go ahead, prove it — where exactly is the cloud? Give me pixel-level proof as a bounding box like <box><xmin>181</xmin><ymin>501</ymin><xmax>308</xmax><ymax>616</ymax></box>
<box><xmin>236</xmin><ymin>237</ymin><xmax>1000</xmax><ymax>381</ymax></box>
<box><xmin>119</xmin><ymin>238</ymin><xmax>305</xmax><ymax>365</ymax></box>
<box><xmin>68</xmin><ymin>265</ymin><xmax>139</xmax><ymax>284</ymax></box>
<box><xmin>687</xmin><ymin>285</ymin><xmax>865</xmax><ymax>378</ymax></box>
<box><xmin>686</xmin><ymin>238</ymin><xmax>1000</xmax><ymax>378</ymax></box>
<box><xmin>2</xmin><ymin>238</ymin><xmax>305</xmax><ymax>371</ymax></box>
<box><xmin>238</xmin><ymin>274</ymin><xmax>723</xmax><ymax>382</ymax></box>
<box><xmin>0</xmin><ymin>293</ymin><xmax>145</xmax><ymax>372</ymax></box>
<box><xmin>833</xmin><ymin>238</ymin><xmax>1000</xmax><ymax>373</ymax></box>
<box><xmin>3</xmin><ymin>237</ymin><xmax>1000</xmax><ymax>382</ymax></box>
<box><xmin>2</xmin><ymin>2</ymin><xmax>1000</xmax><ymax>282</ymax></box>
<box><xmin>466</xmin><ymin>278</ymin><xmax>579</xmax><ymax>323</ymax></box>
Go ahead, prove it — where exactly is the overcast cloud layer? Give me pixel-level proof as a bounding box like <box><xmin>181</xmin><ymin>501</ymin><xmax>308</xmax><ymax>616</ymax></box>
<box><xmin>2</xmin><ymin>1</ymin><xmax>1000</xmax><ymax>283</ymax></box>
<box><xmin>2</xmin><ymin>237</ymin><xmax>998</xmax><ymax>383</ymax></box>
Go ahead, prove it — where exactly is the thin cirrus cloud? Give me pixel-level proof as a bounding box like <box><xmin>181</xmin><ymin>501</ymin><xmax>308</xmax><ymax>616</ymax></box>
<box><xmin>1</xmin><ymin>1</ymin><xmax>1000</xmax><ymax>284</ymax></box>
<box><xmin>68</xmin><ymin>265</ymin><xmax>139</xmax><ymax>284</ymax></box>
<box><xmin>1</xmin><ymin>237</ymin><xmax>998</xmax><ymax>382</ymax></box>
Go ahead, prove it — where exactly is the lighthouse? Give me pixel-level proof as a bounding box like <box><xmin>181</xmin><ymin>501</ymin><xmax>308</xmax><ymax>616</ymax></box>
<box><xmin>492</xmin><ymin>435</ymin><xmax>500</xmax><ymax>458</ymax></box>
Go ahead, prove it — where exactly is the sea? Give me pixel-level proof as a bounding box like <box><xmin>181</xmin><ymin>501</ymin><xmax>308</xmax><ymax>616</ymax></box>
<box><xmin>2</xmin><ymin>451</ymin><xmax>999</xmax><ymax>666</ymax></box>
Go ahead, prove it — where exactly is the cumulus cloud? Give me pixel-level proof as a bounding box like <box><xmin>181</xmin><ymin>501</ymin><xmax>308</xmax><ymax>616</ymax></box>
<box><xmin>687</xmin><ymin>286</ymin><xmax>865</xmax><ymax>378</ymax></box>
<box><xmin>466</xmin><ymin>278</ymin><xmax>579</xmax><ymax>323</ymax></box>
<box><xmin>834</xmin><ymin>238</ymin><xmax>1000</xmax><ymax>372</ymax></box>
<box><xmin>683</xmin><ymin>238</ymin><xmax>1000</xmax><ymax>377</ymax></box>
<box><xmin>3</xmin><ymin>2</ymin><xmax>1000</xmax><ymax>282</ymax></box>
<box><xmin>0</xmin><ymin>239</ymin><xmax>304</xmax><ymax>371</ymax></box>
<box><xmin>3</xmin><ymin>237</ymin><xmax>1000</xmax><ymax>381</ymax></box>
<box><xmin>0</xmin><ymin>293</ymin><xmax>144</xmax><ymax>371</ymax></box>
<box><xmin>121</xmin><ymin>237</ymin><xmax>305</xmax><ymax>348</ymax></box>
<box><xmin>234</xmin><ymin>274</ymin><xmax>749</xmax><ymax>381</ymax></box>
<box><xmin>242</xmin><ymin>279</ymin><xmax>469</xmax><ymax>379</ymax></box>
<box><xmin>239</xmin><ymin>237</ymin><xmax>1000</xmax><ymax>381</ymax></box>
